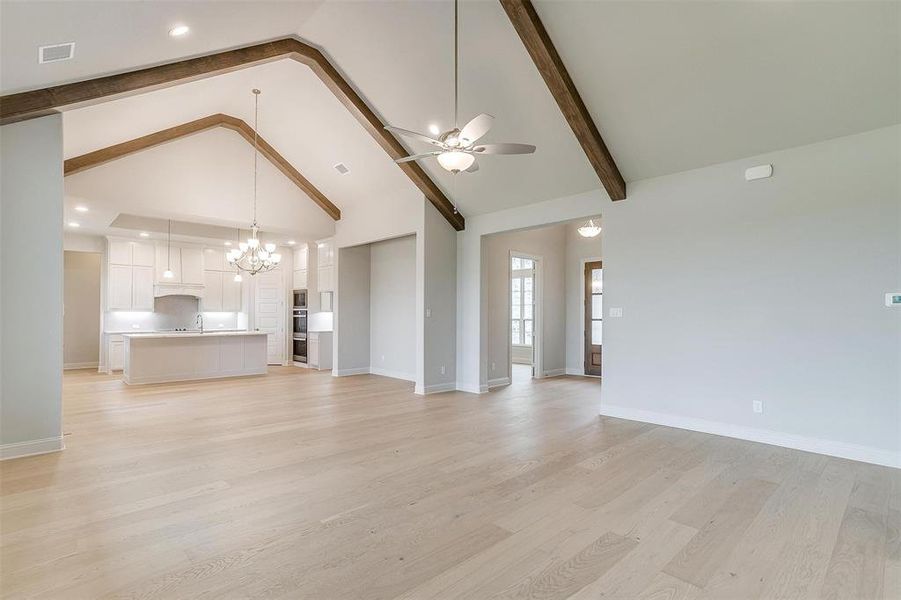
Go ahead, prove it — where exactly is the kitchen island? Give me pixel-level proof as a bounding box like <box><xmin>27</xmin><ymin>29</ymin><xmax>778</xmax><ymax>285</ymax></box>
<box><xmin>122</xmin><ymin>331</ymin><xmax>267</xmax><ymax>385</ymax></box>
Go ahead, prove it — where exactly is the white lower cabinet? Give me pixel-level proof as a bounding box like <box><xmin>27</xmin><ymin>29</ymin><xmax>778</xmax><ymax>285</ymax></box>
<box><xmin>308</xmin><ymin>331</ymin><xmax>332</xmax><ymax>371</ymax></box>
<box><xmin>108</xmin><ymin>335</ymin><xmax>125</xmax><ymax>372</ymax></box>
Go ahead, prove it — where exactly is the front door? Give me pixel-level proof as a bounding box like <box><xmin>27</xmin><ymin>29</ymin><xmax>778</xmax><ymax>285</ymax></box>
<box><xmin>584</xmin><ymin>261</ymin><xmax>602</xmax><ymax>376</ymax></box>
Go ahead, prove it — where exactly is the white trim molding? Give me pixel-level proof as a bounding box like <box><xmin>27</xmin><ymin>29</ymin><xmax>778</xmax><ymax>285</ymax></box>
<box><xmin>415</xmin><ymin>381</ymin><xmax>457</xmax><ymax>395</ymax></box>
<box><xmin>543</xmin><ymin>368</ymin><xmax>567</xmax><ymax>377</ymax></box>
<box><xmin>64</xmin><ymin>361</ymin><xmax>99</xmax><ymax>370</ymax></box>
<box><xmin>1</xmin><ymin>436</ymin><xmax>65</xmax><ymax>461</ymax></box>
<box><xmin>600</xmin><ymin>404</ymin><xmax>901</xmax><ymax>469</ymax></box>
<box><xmin>488</xmin><ymin>376</ymin><xmax>511</xmax><ymax>389</ymax></box>
<box><xmin>332</xmin><ymin>367</ymin><xmax>371</xmax><ymax>377</ymax></box>
<box><xmin>456</xmin><ymin>381</ymin><xmax>488</xmax><ymax>394</ymax></box>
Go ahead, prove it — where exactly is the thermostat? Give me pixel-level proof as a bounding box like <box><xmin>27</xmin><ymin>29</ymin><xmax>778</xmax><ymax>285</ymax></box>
<box><xmin>886</xmin><ymin>293</ymin><xmax>901</xmax><ymax>307</ymax></box>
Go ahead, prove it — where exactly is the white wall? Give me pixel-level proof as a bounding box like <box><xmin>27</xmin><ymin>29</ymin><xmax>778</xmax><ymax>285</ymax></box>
<box><xmin>370</xmin><ymin>235</ymin><xmax>416</xmax><ymax>381</ymax></box>
<box><xmin>483</xmin><ymin>225</ymin><xmax>567</xmax><ymax>384</ymax></box>
<box><xmin>420</xmin><ymin>201</ymin><xmax>458</xmax><ymax>394</ymax></box>
<box><xmin>64</xmin><ymin>232</ymin><xmax>104</xmax><ymax>253</ymax></box>
<box><xmin>63</xmin><ymin>251</ymin><xmax>101</xmax><ymax>368</ymax></box>
<box><xmin>601</xmin><ymin>125</ymin><xmax>900</xmax><ymax>467</ymax></box>
<box><xmin>1</xmin><ymin>114</ymin><xmax>64</xmax><ymax>459</ymax></box>
<box><xmin>334</xmin><ymin>244</ymin><xmax>371</xmax><ymax>375</ymax></box>
<box><xmin>564</xmin><ymin>220</ymin><xmax>602</xmax><ymax>374</ymax></box>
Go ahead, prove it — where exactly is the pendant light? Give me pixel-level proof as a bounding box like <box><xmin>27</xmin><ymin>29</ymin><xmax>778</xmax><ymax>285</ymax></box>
<box><xmin>226</xmin><ymin>89</ymin><xmax>282</xmax><ymax>276</ymax></box>
<box><xmin>163</xmin><ymin>219</ymin><xmax>174</xmax><ymax>278</ymax></box>
<box><xmin>578</xmin><ymin>219</ymin><xmax>602</xmax><ymax>238</ymax></box>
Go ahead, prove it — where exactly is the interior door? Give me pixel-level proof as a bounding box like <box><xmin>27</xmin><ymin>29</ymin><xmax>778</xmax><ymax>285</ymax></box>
<box><xmin>584</xmin><ymin>261</ymin><xmax>603</xmax><ymax>376</ymax></box>
<box><xmin>254</xmin><ymin>271</ymin><xmax>284</xmax><ymax>365</ymax></box>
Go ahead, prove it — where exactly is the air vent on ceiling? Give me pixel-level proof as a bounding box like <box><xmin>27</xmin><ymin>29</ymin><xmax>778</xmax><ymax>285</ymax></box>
<box><xmin>333</xmin><ymin>162</ymin><xmax>350</xmax><ymax>175</ymax></box>
<box><xmin>38</xmin><ymin>42</ymin><xmax>75</xmax><ymax>64</ymax></box>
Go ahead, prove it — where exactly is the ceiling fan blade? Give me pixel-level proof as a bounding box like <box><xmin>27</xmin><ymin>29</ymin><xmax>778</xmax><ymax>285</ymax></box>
<box><xmin>385</xmin><ymin>126</ymin><xmax>444</xmax><ymax>147</ymax></box>
<box><xmin>459</xmin><ymin>113</ymin><xmax>494</xmax><ymax>144</ymax></box>
<box><xmin>472</xmin><ymin>143</ymin><xmax>536</xmax><ymax>155</ymax></box>
<box><xmin>465</xmin><ymin>160</ymin><xmax>479</xmax><ymax>173</ymax></box>
<box><xmin>394</xmin><ymin>151</ymin><xmax>441</xmax><ymax>164</ymax></box>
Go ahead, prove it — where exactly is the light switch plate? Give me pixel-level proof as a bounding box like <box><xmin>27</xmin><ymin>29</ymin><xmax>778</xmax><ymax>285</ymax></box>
<box><xmin>609</xmin><ymin>307</ymin><xmax>623</xmax><ymax>318</ymax></box>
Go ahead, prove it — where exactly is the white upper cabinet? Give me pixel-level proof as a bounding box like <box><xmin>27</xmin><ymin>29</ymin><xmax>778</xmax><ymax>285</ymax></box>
<box><xmin>203</xmin><ymin>270</ymin><xmax>223</xmax><ymax>311</ymax></box>
<box><xmin>108</xmin><ymin>265</ymin><xmax>133</xmax><ymax>310</ymax></box>
<box><xmin>294</xmin><ymin>245</ymin><xmax>309</xmax><ymax>271</ymax></box>
<box><xmin>318</xmin><ymin>266</ymin><xmax>334</xmax><ymax>292</ymax></box>
<box><xmin>203</xmin><ymin>247</ymin><xmax>225</xmax><ymax>272</ymax></box>
<box><xmin>181</xmin><ymin>247</ymin><xmax>204</xmax><ymax>285</ymax></box>
<box><xmin>292</xmin><ymin>269</ymin><xmax>308</xmax><ymax>290</ymax></box>
<box><xmin>108</xmin><ymin>240</ymin><xmax>132</xmax><ymax>265</ymax></box>
<box><xmin>132</xmin><ymin>242</ymin><xmax>155</xmax><ymax>267</ymax></box>
<box><xmin>222</xmin><ymin>274</ymin><xmax>242</xmax><ymax>312</ymax></box>
<box><xmin>316</xmin><ymin>239</ymin><xmax>334</xmax><ymax>268</ymax></box>
<box><xmin>132</xmin><ymin>266</ymin><xmax>154</xmax><ymax>310</ymax></box>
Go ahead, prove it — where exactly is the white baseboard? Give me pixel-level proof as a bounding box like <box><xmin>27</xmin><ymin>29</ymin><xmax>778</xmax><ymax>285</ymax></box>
<box><xmin>600</xmin><ymin>404</ymin><xmax>900</xmax><ymax>469</ymax></box>
<box><xmin>415</xmin><ymin>381</ymin><xmax>457</xmax><ymax>395</ymax></box>
<box><xmin>488</xmin><ymin>377</ymin><xmax>511</xmax><ymax>389</ymax></box>
<box><xmin>64</xmin><ymin>361</ymin><xmax>99</xmax><ymax>370</ymax></box>
<box><xmin>543</xmin><ymin>368</ymin><xmax>566</xmax><ymax>377</ymax></box>
<box><xmin>456</xmin><ymin>381</ymin><xmax>487</xmax><ymax>394</ymax></box>
<box><xmin>1</xmin><ymin>436</ymin><xmax>65</xmax><ymax>460</ymax></box>
<box><xmin>369</xmin><ymin>367</ymin><xmax>416</xmax><ymax>382</ymax></box>
<box><xmin>332</xmin><ymin>367</ymin><xmax>371</xmax><ymax>377</ymax></box>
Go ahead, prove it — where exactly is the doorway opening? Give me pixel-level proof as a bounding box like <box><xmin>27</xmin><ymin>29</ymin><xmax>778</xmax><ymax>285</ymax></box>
<box><xmin>510</xmin><ymin>252</ymin><xmax>540</xmax><ymax>383</ymax></box>
<box><xmin>584</xmin><ymin>261</ymin><xmax>602</xmax><ymax>376</ymax></box>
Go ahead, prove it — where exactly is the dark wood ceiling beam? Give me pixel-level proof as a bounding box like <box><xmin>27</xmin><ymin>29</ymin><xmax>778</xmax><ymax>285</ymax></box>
<box><xmin>64</xmin><ymin>113</ymin><xmax>341</xmax><ymax>221</ymax></box>
<box><xmin>0</xmin><ymin>37</ymin><xmax>464</xmax><ymax>230</ymax></box>
<box><xmin>499</xmin><ymin>0</ymin><xmax>626</xmax><ymax>201</ymax></box>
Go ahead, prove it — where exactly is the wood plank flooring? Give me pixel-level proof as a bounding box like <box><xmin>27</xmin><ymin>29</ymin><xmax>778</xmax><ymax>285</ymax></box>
<box><xmin>1</xmin><ymin>367</ymin><xmax>897</xmax><ymax>599</ymax></box>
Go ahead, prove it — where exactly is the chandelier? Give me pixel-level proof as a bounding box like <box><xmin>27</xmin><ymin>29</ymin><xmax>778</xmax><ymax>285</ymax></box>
<box><xmin>226</xmin><ymin>89</ymin><xmax>282</xmax><ymax>275</ymax></box>
<box><xmin>577</xmin><ymin>219</ymin><xmax>602</xmax><ymax>238</ymax></box>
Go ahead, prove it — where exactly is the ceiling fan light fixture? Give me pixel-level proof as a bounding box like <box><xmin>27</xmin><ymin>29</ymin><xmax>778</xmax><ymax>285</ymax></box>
<box><xmin>578</xmin><ymin>219</ymin><xmax>602</xmax><ymax>238</ymax></box>
<box><xmin>437</xmin><ymin>151</ymin><xmax>475</xmax><ymax>173</ymax></box>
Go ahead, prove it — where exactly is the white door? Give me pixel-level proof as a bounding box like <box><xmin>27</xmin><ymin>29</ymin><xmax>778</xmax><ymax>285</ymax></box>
<box><xmin>254</xmin><ymin>271</ymin><xmax>284</xmax><ymax>364</ymax></box>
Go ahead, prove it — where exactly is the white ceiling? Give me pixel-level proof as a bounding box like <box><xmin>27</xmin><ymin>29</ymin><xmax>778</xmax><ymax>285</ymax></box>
<box><xmin>3</xmin><ymin>0</ymin><xmax>898</xmax><ymax>224</ymax></box>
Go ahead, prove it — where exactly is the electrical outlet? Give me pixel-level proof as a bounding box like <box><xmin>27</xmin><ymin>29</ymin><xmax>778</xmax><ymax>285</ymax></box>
<box><xmin>491</xmin><ymin>362</ymin><xmax>496</xmax><ymax>371</ymax></box>
<box><xmin>440</xmin><ymin>365</ymin><xmax>446</xmax><ymax>375</ymax></box>
<box><xmin>609</xmin><ymin>307</ymin><xmax>623</xmax><ymax>318</ymax></box>
<box><xmin>381</xmin><ymin>355</ymin><xmax>385</xmax><ymax>362</ymax></box>
<box><xmin>425</xmin><ymin>308</ymin><xmax>432</xmax><ymax>318</ymax></box>
<box><xmin>753</xmin><ymin>400</ymin><xmax>763</xmax><ymax>414</ymax></box>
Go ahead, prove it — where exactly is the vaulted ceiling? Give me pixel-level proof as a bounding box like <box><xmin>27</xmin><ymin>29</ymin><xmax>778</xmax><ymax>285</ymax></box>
<box><xmin>2</xmin><ymin>1</ymin><xmax>898</xmax><ymax>232</ymax></box>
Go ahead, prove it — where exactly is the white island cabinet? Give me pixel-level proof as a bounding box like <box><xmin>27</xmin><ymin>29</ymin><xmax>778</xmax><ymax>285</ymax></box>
<box><xmin>122</xmin><ymin>331</ymin><xmax>267</xmax><ymax>385</ymax></box>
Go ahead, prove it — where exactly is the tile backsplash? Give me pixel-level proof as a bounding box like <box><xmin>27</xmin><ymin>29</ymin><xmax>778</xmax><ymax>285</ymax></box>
<box><xmin>106</xmin><ymin>295</ymin><xmax>242</xmax><ymax>331</ymax></box>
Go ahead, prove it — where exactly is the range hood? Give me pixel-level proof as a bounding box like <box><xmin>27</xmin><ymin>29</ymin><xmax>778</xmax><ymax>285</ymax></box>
<box><xmin>154</xmin><ymin>283</ymin><xmax>204</xmax><ymax>299</ymax></box>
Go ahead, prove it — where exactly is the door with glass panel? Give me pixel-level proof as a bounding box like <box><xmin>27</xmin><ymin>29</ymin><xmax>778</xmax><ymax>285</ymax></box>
<box><xmin>584</xmin><ymin>261</ymin><xmax>602</xmax><ymax>376</ymax></box>
<box><xmin>511</xmin><ymin>256</ymin><xmax>535</xmax><ymax>375</ymax></box>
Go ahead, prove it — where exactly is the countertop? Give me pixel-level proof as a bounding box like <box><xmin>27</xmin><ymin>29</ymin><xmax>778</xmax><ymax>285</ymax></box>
<box><xmin>122</xmin><ymin>331</ymin><xmax>267</xmax><ymax>339</ymax></box>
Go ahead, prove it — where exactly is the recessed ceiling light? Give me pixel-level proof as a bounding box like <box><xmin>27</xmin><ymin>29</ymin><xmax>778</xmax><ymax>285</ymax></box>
<box><xmin>67</xmin><ymin>221</ymin><xmax>80</xmax><ymax>228</ymax></box>
<box><xmin>287</xmin><ymin>240</ymin><xmax>296</xmax><ymax>245</ymax></box>
<box><xmin>224</xmin><ymin>241</ymin><xmax>232</xmax><ymax>246</ymax></box>
<box><xmin>74</xmin><ymin>205</ymin><xmax>88</xmax><ymax>213</ymax></box>
<box><xmin>168</xmin><ymin>24</ymin><xmax>190</xmax><ymax>37</ymax></box>
<box><xmin>428</xmin><ymin>123</ymin><xmax>441</xmax><ymax>136</ymax></box>
<box><xmin>139</xmin><ymin>232</ymin><xmax>150</xmax><ymax>237</ymax></box>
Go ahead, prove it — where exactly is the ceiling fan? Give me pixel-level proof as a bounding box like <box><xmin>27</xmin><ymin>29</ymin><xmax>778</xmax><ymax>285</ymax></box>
<box><xmin>385</xmin><ymin>0</ymin><xmax>536</xmax><ymax>174</ymax></box>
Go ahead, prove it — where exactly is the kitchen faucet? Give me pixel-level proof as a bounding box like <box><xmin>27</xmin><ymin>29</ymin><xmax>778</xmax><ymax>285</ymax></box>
<box><xmin>195</xmin><ymin>313</ymin><xmax>204</xmax><ymax>333</ymax></box>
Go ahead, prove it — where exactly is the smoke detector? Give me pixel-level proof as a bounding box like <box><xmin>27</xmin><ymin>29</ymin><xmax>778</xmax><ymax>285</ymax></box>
<box><xmin>38</xmin><ymin>42</ymin><xmax>75</xmax><ymax>64</ymax></box>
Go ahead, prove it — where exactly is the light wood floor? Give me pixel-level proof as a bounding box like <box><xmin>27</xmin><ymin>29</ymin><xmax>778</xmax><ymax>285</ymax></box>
<box><xmin>1</xmin><ymin>368</ymin><xmax>897</xmax><ymax>599</ymax></box>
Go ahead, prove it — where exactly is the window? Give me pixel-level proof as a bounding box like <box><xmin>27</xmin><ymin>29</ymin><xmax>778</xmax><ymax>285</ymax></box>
<box><xmin>511</xmin><ymin>256</ymin><xmax>535</xmax><ymax>346</ymax></box>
